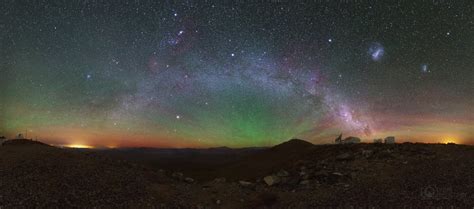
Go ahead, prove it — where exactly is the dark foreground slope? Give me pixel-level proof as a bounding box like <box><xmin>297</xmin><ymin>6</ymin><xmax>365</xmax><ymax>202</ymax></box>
<box><xmin>0</xmin><ymin>140</ymin><xmax>164</xmax><ymax>208</ymax></box>
<box><xmin>102</xmin><ymin>140</ymin><xmax>474</xmax><ymax>208</ymax></box>
<box><xmin>0</xmin><ymin>139</ymin><xmax>473</xmax><ymax>208</ymax></box>
<box><xmin>99</xmin><ymin>146</ymin><xmax>264</xmax><ymax>181</ymax></box>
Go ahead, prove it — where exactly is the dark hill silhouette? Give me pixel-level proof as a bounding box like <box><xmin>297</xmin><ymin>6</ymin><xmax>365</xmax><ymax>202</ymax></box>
<box><xmin>212</xmin><ymin>139</ymin><xmax>315</xmax><ymax>181</ymax></box>
<box><xmin>270</xmin><ymin>138</ymin><xmax>313</xmax><ymax>151</ymax></box>
<box><xmin>2</xmin><ymin>139</ymin><xmax>50</xmax><ymax>146</ymax></box>
<box><xmin>99</xmin><ymin>139</ymin><xmax>314</xmax><ymax>181</ymax></box>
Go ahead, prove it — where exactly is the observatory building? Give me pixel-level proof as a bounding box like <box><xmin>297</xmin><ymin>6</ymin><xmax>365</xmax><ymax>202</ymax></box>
<box><xmin>384</xmin><ymin>136</ymin><xmax>396</xmax><ymax>144</ymax></box>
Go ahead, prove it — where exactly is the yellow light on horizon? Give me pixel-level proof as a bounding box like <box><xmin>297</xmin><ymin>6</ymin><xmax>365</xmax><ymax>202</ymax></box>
<box><xmin>442</xmin><ymin>137</ymin><xmax>458</xmax><ymax>144</ymax></box>
<box><xmin>66</xmin><ymin>144</ymin><xmax>94</xmax><ymax>149</ymax></box>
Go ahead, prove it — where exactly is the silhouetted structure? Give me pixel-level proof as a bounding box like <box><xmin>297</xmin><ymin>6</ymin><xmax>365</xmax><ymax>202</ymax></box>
<box><xmin>343</xmin><ymin>136</ymin><xmax>361</xmax><ymax>144</ymax></box>
<box><xmin>0</xmin><ymin>136</ymin><xmax>6</xmax><ymax>144</ymax></box>
<box><xmin>335</xmin><ymin>134</ymin><xmax>342</xmax><ymax>144</ymax></box>
<box><xmin>335</xmin><ymin>134</ymin><xmax>361</xmax><ymax>144</ymax></box>
<box><xmin>384</xmin><ymin>136</ymin><xmax>396</xmax><ymax>144</ymax></box>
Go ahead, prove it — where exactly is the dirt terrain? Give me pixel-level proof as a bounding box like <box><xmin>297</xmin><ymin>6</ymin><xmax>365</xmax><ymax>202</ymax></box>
<box><xmin>0</xmin><ymin>139</ymin><xmax>473</xmax><ymax>208</ymax></box>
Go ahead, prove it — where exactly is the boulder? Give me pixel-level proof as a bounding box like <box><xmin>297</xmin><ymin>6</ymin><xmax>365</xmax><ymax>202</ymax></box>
<box><xmin>276</xmin><ymin>170</ymin><xmax>289</xmax><ymax>177</ymax></box>
<box><xmin>239</xmin><ymin>180</ymin><xmax>254</xmax><ymax>188</ymax></box>
<box><xmin>171</xmin><ymin>172</ymin><xmax>184</xmax><ymax>180</ymax></box>
<box><xmin>263</xmin><ymin>175</ymin><xmax>281</xmax><ymax>186</ymax></box>
<box><xmin>324</xmin><ymin>172</ymin><xmax>345</xmax><ymax>184</ymax></box>
<box><xmin>331</xmin><ymin>172</ymin><xmax>344</xmax><ymax>177</ymax></box>
<box><xmin>184</xmin><ymin>177</ymin><xmax>194</xmax><ymax>183</ymax></box>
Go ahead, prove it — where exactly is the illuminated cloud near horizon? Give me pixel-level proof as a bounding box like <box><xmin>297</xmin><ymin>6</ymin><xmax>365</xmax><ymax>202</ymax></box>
<box><xmin>369</xmin><ymin>42</ymin><xmax>385</xmax><ymax>62</ymax></box>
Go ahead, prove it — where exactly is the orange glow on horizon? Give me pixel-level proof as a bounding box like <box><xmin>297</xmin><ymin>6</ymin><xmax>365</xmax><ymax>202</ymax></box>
<box><xmin>5</xmin><ymin>120</ymin><xmax>473</xmax><ymax>148</ymax></box>
<box><xmin>65</xmin><ymin>144</ymin><xmax>94</xmax><ymax>149</ymax></box>
<box><xmin>441</xmin><ymin>136</ymin><xmax>459</xmax><ymax>144</ymax></box>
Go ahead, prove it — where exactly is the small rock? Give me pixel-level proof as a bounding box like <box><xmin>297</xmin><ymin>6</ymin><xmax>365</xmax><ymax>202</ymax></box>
<box><xmin>361</xmin><ymin>149</ymin><xmax>373</xmax><ymax>158</ymax></box>
<box><xmin>276</xmin><ymin>170</ymin><xmax>289</xmax><ymax>177</ymax></box>
<box><xmin>350</xmin><ymin>172</ymin><xmax>358</xmax><ymax>179</ymax></box>
<box><xmin>314</xmin><ymin>170</ymin><xmax>329</xmax><ymax>177</ymax></box>
<box><xmin>213</xmin><ymin>177</ymin><xmax>226</xmax><ymax>183</ymax></box>
<box><xmin>286</xmin><ymin>177</ymin><xmax>300</xmax><ymax>186</ymax></box>
<box><xmin>263</xmin><ymin>175</ymin><xmax>281</xmax><ymax>186</ymax></box>
<box><xmin>336</xmin><ymin>153</ymin><xmax>354</xmax><ymax>161</ymax></box>
<box><xmin>301</xmin><ymin>174</ymin><xmax>310</xmax><ymax>180</ymax></box>
<box><xmin>171</xmin><ymin>172</ymin><xmax>184</xmax><ymax>180</ymax></box>
<box><xmin>239</xmin><ymin>180</ymin><xmax>254</xmax><ymax>188</ymax></box>
<box><xmin>332</xmin><ymin>172</ymin><xmax>344</xmax><ymax>177</ymax></box>
<box><xmin>216</xmin><ymin>199</ymin><xmax>221</xmax><ymax>205</ymax></box>
<box><xmin>184</xmin><ymin>177</ymin><xmax>194</xmax><ymax>183</ymax></box>
<box><xmin>300</xmin><ymin>180</ymin><xmax>311</xmax><ymax>185</ymax></box>
<box><xmin>378</xmin><ymin>150</ymin><xmax>394</xmax><ymax>159</ymax></box>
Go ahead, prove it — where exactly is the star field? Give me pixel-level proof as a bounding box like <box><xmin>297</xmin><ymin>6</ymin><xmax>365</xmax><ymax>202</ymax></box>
<box><xmin>0</xmin><ymin>1</ymin><xmax>473</xmax><ymax>147</ymax></box>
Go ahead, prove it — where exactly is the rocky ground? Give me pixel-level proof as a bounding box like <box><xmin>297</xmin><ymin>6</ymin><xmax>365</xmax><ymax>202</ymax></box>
<box><xmin>0</xmin><ymin>139</ymin><xmax>473</xmax><ymax>208</ymax></box>
<box><xmin>0</xmin><ymin>140</ymin><xmax>165</xmax><ymax>208</ymax></box>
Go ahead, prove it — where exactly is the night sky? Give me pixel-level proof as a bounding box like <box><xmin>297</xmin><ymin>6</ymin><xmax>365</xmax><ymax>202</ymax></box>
<box><xmin>1</xmin><ymin>1</ymin><xmax>473</xmax><ymax>148</ymax></box>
